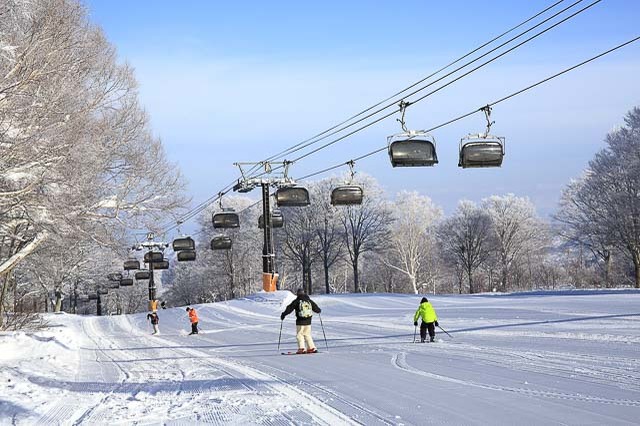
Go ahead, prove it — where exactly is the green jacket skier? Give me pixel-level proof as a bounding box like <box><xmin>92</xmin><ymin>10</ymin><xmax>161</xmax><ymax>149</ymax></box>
<box><xmin>413</xmin><ymin>297</ymin><xmax>438</xmax><ymax>343</ymax></box>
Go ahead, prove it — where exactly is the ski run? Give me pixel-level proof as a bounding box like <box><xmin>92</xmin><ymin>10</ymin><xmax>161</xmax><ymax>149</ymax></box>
<box><xmin>1</xmin><ymin>290</ymin><xmax>639</xmax><ymax>425</ymax></box>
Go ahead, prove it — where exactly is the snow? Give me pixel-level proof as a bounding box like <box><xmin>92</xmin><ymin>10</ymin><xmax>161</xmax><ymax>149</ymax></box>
<box><xmin>1</xmin><ymin>290</ymin><xmax>639</xmax><ymax>425</ymax></box>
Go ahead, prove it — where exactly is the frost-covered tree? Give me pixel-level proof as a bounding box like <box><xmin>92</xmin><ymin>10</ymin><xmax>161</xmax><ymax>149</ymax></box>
<box><xmin>556</xmin><ymin>177</ymin><xmax>616</xmax><ymax>286</ymax></box>
<box><xmin>338</xmin><ymin>175</ymin><xmax>391</xmax><ymax>293</ymax></box>
<box><xmin>310</xmin><ymin>178</ymin><xmax>345</xmax><ymax>294</ymax></box>
<box><xmin>0</xmin><ymin>0</ymin><xmax>187</xmax><ymax>325</ymax></box>
<box><xmin>556</xmin><ymin>107</ymin><xmax>640</xmax><ymax>288</ymax></box>
<box><xmin>437</xmin><ymin>201</ymin><xmax>494</xmax><ymax>294</ymax></box>
<box><xmin>282</xmin><ymin>200</ymin><xmax>320</xmax><ymax>294</ymax></box>
<box><xmin>386</xmin><ymin>191</ymin><xmax>442</xmax><ymax>294</ymax></box>
<box><xmin>482</xmin><ymin>194</ymin><xmax>546</xmax><ymax>292</ymax></box>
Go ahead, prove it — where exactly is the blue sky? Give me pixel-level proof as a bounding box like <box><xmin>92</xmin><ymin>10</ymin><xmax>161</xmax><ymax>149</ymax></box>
<box><xmin>86</xmin><ymin>0</ymin><xmax>640</xmax><ymax>230</ymax></box>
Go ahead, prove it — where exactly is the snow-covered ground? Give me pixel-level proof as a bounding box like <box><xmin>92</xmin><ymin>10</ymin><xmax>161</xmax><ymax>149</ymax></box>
<box><xmin>1</xmin><ymin>290</ymin><xmax>639</xmax><ymax>425</ymax></box>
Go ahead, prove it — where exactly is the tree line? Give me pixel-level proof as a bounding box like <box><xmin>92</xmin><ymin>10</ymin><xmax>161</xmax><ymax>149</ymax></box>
<box><xmin>167</xmin><ymin>107</ymin><xmax>640</xmax><ymax>305</ymax></box>
<box><xmin>0</xmin><ymin>0</ymin><xmax>186</xmax><ymax>328</ymax></box>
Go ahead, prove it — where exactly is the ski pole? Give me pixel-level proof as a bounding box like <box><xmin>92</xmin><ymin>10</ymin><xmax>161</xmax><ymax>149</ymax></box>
<box><xmin>413</xmin><ymin>325</ymin><xmax>417</xmax><ymax>343</ymax></box>
<box><xmin>318</xmin><ymin>314</ymin><xmax>329</xmax><ymax>351</ymax></box>
<box><xmin>277</xmin><ymin>319</ymin><xmax>283</xmax><ymax>352</ymax></box>
<box><xmin>438</xmin><ymin>325</ymin><xmax>453</xmax><ymax>338</ymax></box>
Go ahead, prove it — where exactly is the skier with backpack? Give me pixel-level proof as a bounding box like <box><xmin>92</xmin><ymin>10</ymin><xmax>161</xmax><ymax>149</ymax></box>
<box><xmin>413</xmin><ymin>297</ymin><xmax>439</xmax><ymax>343</ymax></box>
<box><xmin>280</xmin><ymin>288</ymin><xmax>321</xmax><ymax>354</ymax></box>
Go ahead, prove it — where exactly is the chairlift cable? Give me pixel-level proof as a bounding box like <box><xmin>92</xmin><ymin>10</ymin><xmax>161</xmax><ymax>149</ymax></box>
<box><xmin>242</xmin><ymin>0</ymin><xmax>570</xmax><ymax>175</ymax></box>
<box><xmin>151</xmin><ymin>0</ymin><xmax>597</xmax><ymax>236</ymax></box>
<box><xmin>293</xmin><ymin>35</ymin><xmax>640</xmax><ymax>182</ymax></box>
<box><xmin>245</xmin><ymin>0</ymin><xmax>600</xmax><ymax>179</ymax></box>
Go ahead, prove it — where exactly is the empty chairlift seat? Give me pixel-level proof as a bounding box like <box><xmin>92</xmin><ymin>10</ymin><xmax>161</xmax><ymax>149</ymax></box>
<box><xmin>119</xmin><ymin>278</ymin><xmax>134</xmax><ymax>286</ymax></box>
<box><xmin>258</xmin><ymin>210</ymin><xmax>284</xmax><ymax>228</ymax></box>
<box><xmin>144</xmin><ymin>251</ymin><xmax>164</xmax><ymax>263</ymax></box>
<box><xmin>88</xmin><ymin>294</ymin><xmax>98</xmax><ymax>301</ymax></box>
<box><xmin>211</xmin><ymin>235</ymin><xmax>232</xmax><ymax>250</ymax></box>
<box><xmin>123</xmin><ymin>260</ymin><xmax>140</xmax><ymax>270</ymax></box>
<box><xmin>134</xmin><ymin>270</ymin><xmax>151</xmax><ymax>280</ymax></box>
<box><xmin>97</xmin><ymin>288</ymin><xmax>108</xmax><ymax>295</ymax></box>
<box><xmin>212</xmin><ymin>210</ymin><xmax>240</xmax><ymax>229</ymax></box>
<box><xmin>177</xmin><ymin>250</ymin><xmax>196</xmax><ymax>261</ymax></box>
<box><xmin>331</xmin><ymin>185</ymin><xmax>364</xmax><ymax>206</ymax></box>
<box><xmin>275</xmin><ymin>186</ymin><xmax>310</xmax><ymax>207</ymax></box>
<box><xmin>387</xmin><ymin>131</ymin><xmax>438</xmax><ymax>167</ymax></box>
<box><xmin>172</xmin><ymin>236</ymin><xmax>195</xmax><ymax>251</ymax></box>
<box><xmin>458</xmin><ymin>134</ymin><xmax>505</xmax><ymax>168</ymax></box>
<box><xmin>153</xmin><ymin>259</ymin><xmax>170</xmax><ymax>270</ymax></box>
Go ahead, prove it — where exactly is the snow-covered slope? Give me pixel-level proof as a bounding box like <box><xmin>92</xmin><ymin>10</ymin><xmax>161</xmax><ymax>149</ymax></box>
<box><xmin>1</xmin><ymin>290</ymin><xmax>639</xmax><ymax>425</ymax></box>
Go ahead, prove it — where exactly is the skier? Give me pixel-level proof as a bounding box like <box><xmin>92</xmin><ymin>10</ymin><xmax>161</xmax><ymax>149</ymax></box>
<box><xmin>281</xmin><ymin>288</ymin><xmax>321</xmax><ymax>354</ymax></box>
<box><xmin>146</xmin><ymin>311</ymin><xmax>160</xmax><ymax>335</ymax></box>
<box><xmin>413</xmin><ymin>297</ymin><xmax>439</xmax><ymax>343</ymax></box>
<box><xmin>186</xmin><ymin>307</ymin><xmax>199</xmax><ymax>335</ymax></box>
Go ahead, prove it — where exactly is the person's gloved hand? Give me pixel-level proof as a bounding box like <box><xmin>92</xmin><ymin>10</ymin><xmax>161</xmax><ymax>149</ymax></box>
<box><xmin>434</xmin><ymin>321</ymin><xmax>439</xmax><ymax>327</ymax></box>
<box><xmin>280</xmin><ymin>313</ymin><xmax>285</xmax><ymax>321</ymax></box>
<box><xmin>413</xmin><ymin>321</ymin><xmax>418</xmax><ymax>326</ymax></box>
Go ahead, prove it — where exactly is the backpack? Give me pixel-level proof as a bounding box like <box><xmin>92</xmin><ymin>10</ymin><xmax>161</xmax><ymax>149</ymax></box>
<box><xmin>298</xmin><ymin>300</ymin><xmax>313</xmax><ymax>318</ymax></box>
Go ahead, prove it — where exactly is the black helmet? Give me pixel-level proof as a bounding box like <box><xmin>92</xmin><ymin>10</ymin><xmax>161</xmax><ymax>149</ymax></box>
<box><xmin>421</xmin><ymin>297</ymin><xmax>428</xmax><ymax>303</ymax></box>
<box><xmin>296</xmin><ymin>288</ymin><xmax>305</xmax><ymax>296</ymax></box>
<box><xmin>186</xmin><ymin>307</ymin><xmax>190</xmax><ymax>311</ymax></box>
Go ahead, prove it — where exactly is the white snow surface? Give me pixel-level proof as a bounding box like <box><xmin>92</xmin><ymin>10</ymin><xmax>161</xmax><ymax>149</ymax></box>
<box><xmin>1</xmin><ymin>290</ymin><xmax>640</xmax><ymax>425</ymax></box>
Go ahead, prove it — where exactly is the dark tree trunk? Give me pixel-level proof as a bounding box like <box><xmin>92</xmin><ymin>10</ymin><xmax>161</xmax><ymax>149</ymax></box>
<box><xmin>353</xmin><ymin>255</ymin><xmax>360</xmax><ymax>293</ymax></box>
<box><xmin>323</xmin><ymin>258</ymin><xmax>330</xmax><ymax>294</ymax></box>
<box><xmin>632</xmin><ymin>249</ymin><xmax>640</xmax><ymax>289</ymax></box>
<box><xmin>0</xmin><ymin>272</ymin><xmax>10</xmax><ymax>328</ymax></box>
<box><xmin>603</xmin><ymin>250</ymin><xmax>612</xmax><ymax>288</ymax></box>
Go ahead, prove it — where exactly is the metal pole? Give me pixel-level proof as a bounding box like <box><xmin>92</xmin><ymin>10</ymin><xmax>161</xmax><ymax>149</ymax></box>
<box><xmin>318</xmin><ymin>314</ymin><xmax>329</xmax><ymax>351</ymax></box>
<box><xmin>277</xmin><ymin>320</ymin><xmax>283</xmax><ymax>353</ymax></box>
<box><xmin>148</xmin><ymin>248</ymin><xmax>156</xmax><ymax>311</ymax></box>
<box><xmin>438</xmin><ymin>325</ymin><xmax>453</xmax><ymax>338</ymax></box>
<box><xmin>261</xmin><ymin>182</ymin><xmax>276</xmax><ymax>291</ymax></box>
<box><xmin>413</xmin><ymin>325</ymin><xmax>417</xmax><ymax>343</ymax></box>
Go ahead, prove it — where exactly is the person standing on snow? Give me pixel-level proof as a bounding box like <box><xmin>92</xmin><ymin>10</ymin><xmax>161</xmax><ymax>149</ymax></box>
<box><xmin>186</xmin><ymin>307</ymin><xmax>199</xmax><ymax>335</ymax></box>
<box><xmin>281</xmin><ymin>288</ymin><xmax>321</xmax><ymax>354</ymax></box>
<box><xmin>146</xmin><ymin>311</ymin><xmax>160</xmax><ymax>335</ymax></box>
<box><xmin>413</xmin><ymin>297</ymin><xmax>439</xmax><ymax>343</ymax></box>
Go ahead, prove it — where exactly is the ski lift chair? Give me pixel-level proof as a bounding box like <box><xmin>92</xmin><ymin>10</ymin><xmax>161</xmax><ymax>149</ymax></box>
<box><xmin>153</xmin><ymin>260</ymin><xmax>170</xmax><ymax>270</ymax></box>
<box><xmin>275</xmin><ymin>186</ymin><xmax>310</xmax><ymax>207</ymax></box>
<box><xmin>123</xmin><ymin>260</ymin><xmax>140</xmax><ymax>270</ymax></box>
<box><xmin>458</xmin><ymin>134</ymin><xmax>505</xmax><ymax>168</ymax></box>
<box><xmin>119</xmin><ymin>278</ymin><xmax>134</xmax><ymax>286</ymax></box>
<box><xmin>88</xmin><ymin>294</ymin><xmax>98</xmax><ymax>301</ymax></box>
<box><xmin>211</xmin><ymin>235</ymin><xmax>232</xmax><ymax>250</ymax></box>
<box><xmin>387</xmin><ymin>131</ymin><xmax>438</xmax><ymax>167</ymax></box>
<box><xmin>177</xmin><ymin>250</ymin><xmax>196</xmax><ymax>261</ymax></box>
<box><xmin>459</xmin><ymin>105</ymin><xmax>505</xmax><ymax>168</ymax></box>
<box><xmin>144</xmin><ymin>251</ymin><xmax>164</xmax><ymax>263</ymax></box>
<box><xmin>134</xmin><ymin>270</ymin><xmax>151</xmax><ymax>280</ymax></box>
<box><xmin>212</xmin><ymin>210</ymin><xmax>240</xmax><ymax>229</ymax></box>
<box><xmin>331</xmin><ymin>185</ymin><xmax>364</xmax><ymax>206</ymax></box>
<box><xmin>172</xmin><ymin>236</ymin><xmax>195</xmax><ymax>251</ymax></box>
<box><xmin>97</xmin><ymin>288</ymin><xmax>108</xmax><ymax>295</ymax></box>
<box><xmin>258</xmin><ymin>209</ymin><xmax>284</xmax><ymax>229</ymax></box>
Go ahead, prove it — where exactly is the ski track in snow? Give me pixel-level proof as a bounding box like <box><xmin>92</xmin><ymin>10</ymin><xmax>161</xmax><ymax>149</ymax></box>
<box><xmin>2</xmin><ymin>290</ymin><xmax>640</xmax><ymax>425</ymax></box>
<box><xmin>391</xmin><ymin>352</ymin><xmax>640</xmax><ymax>407</ymax></box>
